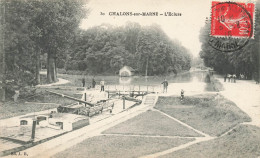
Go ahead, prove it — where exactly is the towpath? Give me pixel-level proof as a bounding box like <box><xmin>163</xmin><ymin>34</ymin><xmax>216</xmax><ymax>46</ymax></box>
<box><xmin>216</xmin><ymin>76</ymin><xmax>260</xmax><ymax>127</ymax></box>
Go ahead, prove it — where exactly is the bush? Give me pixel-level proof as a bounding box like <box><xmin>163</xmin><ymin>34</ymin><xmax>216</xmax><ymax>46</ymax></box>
<box><xmin>57</xmin><ymin>68</ymin><xmax>67</xmax><ymax>74</ymax></box>
<box><xmin>65</xmin><ymin>70</ymin><xmax>87</xmax><ymax>75</ymax></box>
<box><xmin>65</xmin><ymin>60</ymin><xmax>79</xmax><ymax>71</ymax></box>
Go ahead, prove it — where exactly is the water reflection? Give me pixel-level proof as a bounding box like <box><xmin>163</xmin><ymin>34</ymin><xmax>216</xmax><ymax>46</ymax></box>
<box><xmin>119</xmin><ymin>77</ymin><xmax>132</xmax><ymax>84</ymax></box>
<box><xmin>117</xmin><ymin>71</ymin><xmax>208</xmax><ymax>86</ymax></box>
<box><xmin>77</xmin><ymin>70</ymin><xmax>209</xmax><ymax>87</ymax></box>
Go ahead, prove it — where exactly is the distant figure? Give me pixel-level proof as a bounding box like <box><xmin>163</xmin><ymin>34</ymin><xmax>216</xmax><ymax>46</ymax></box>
<box><xmin>13</xmin><ymin>90</ymin><xmax>20</xmax><ymax>102</ymax></box>
<box><xmin>181</xmin><ymin>89</ymin><xmax>184</xmax><ymax>100</ymax></box>
<box><xmin>92</xmin><ymin>78</ymin><xmax>96</xmax><ymax>88</ymax></box>
<box><xmin>100</xmin><ymin>79</ymin><xmax>105</xmax><ymax>91</ymax></box>
<box><xmin>233</xmin><ymin>74</ymin><xmax>236</xmax><ymax>83</ymax></box>
<box><xmin>161</xmin><ymin>79</ymin><xmax>168</xmax><ymax>93</ymax></box>
<box><xmin>227</xmin><ymin>74</ymin><xmax>231</xmax><ymax>82</ymax></box>
<box><xmin>240</xmin><ymin>74</ymin><xmax>244</xmax><ymax>80</ymax></box>
<box><xmin>82</xmin><ymin>77</ymin><xmax>85</xmax><ymax>87</ymax></box>
<box><xmin>230</xmin><ymin>74</ymin><xmax>234</xmax><ymax>83</ymax></box>
<box><xmin>205</xmin><ymin>73</ymin><xmax>211</xmax><ymax>83</ymax></box>
<box><xmin>224</xmin><ymin>74</ymin><xmax>227</xmax><ymax>82</ymax></box>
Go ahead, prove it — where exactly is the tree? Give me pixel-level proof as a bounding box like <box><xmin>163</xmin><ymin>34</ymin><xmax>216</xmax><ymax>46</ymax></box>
<box><xmin>0</xmin><ymin>1</ymin><xmax>39</xmax><ymax>101</ymax></box>
<box><xmin>35</xmin><ymin>0</ymin><xmax>87</xmax><ymax>83</ymax></box>
<box><xmin>0</xmin><ymin>0</ymin><xmax>88</xmax><ymax>101</ymax></box>
<box><xmin>67</xmin><ymin>23</ymin><xmax>192</xmax><ymax>75</ymax></box>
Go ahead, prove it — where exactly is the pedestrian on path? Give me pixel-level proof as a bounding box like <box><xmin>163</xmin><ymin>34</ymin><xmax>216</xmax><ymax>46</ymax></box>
<box><xmin>100</xmin><ymin>79</ymin><xmax>105</xmax><ymax>91</ymax></box>
<box><xmin>92</xmin><ymin>78</ymin><xmax>96</xmax><ymax>88</ymax></box>
<box><xmin>227</xmin><ymin>74</ymin><xmax>231</xmax><ymax>82</ymax></box>
<box><xmin>230</xmin><ymin>74</ymin><xmax>234</xmax><ymax>83</ymax></box>
<box><xmin>161</xmin><ymin>79</ymin><xmax>168</xmax><ymax>93</ymax></box>
<box><xmin>224</xmin><ymin>74</ymin><xmax>227</xmax><ymax>82</ymax></box>
<box><xmin>181</xmin><ymin>89</ymin><xmax>184</xmax><ymax>101</ymax></box>
<box><xmin>82</xmin><ymin>77</ymin><xmax>85</xmax><ymax>87</ymax></box>
<box><xmin>233</xmin><ymin>74</ymin><xmax>236</xmax><ymax>83</ymax></box>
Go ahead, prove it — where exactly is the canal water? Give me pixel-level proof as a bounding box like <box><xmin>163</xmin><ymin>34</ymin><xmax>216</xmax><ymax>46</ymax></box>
<box><xmin>75</xmin><ymin>70</ymin><xmax>210</xmax><ymax>95</ymax></box>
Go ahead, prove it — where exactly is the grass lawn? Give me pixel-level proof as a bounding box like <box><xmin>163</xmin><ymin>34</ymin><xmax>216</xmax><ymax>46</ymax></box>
<box><xmin>53</xmin><ymin>135</ymin><xmax>194</xmax><ymax>158</ymax></box>
<box><xmin>103</xmin><ymin>110</ymin><xmax>202</xmax><ymax>137</ymax></box>
<box><xmin>155</xmin><ymin>94</ymin><xmax>251</xmax><ymax>136</ymax></box>
<box><xmin>162</xmin><ymin>125</ymin><xmax>260</xmax><ymax>158</ymax></box>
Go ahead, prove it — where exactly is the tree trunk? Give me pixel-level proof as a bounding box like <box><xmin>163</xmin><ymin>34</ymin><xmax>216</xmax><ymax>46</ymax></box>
<box><xmin>47</xmin><ymin>53</ymin><xmax>57</xmax><ymax>83</ymax></box>
<box><xmin>258</xmin><ymin>35</ymin><xmax>260</xmax><ymax>83</ymax></box>
<box><xmin>1</xmin><ymin>1</ymin><xmax>6</xmax><ymax>102</ymax></box>
<box><xmin>145</xmin><ymin>57</ymin><xmax>148</xmax><ymax>76</ymax></box>
<box><xmin>35</xmin><ymin>49</ymin><xmax>41</xmax><ymax>85</ymax></box>
<box><xmin>1</xmin><ymin>49</ymin><xmax>5</xmax><ymax>102</ymax></box>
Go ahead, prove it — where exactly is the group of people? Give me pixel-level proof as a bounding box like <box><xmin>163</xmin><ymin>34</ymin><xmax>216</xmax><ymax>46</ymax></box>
<box><xmin>224</xmin><ymin>74</ymin><xmax>237</xmax><ymax>83</ymax></box>
<box><xmin>81</xmin><ymin>77</ymin><xmax>105</xmax><ymax>92</ymax></box>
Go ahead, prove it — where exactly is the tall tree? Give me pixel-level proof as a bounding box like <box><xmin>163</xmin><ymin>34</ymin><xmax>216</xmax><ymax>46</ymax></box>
<box><xmin>35</xmin><ymin>0</ymin><xmax>87</xmax><ymax>83</ymax></box>
<box><xmin>0</xmin><ymin>0</ymin><xmax>88</xmax><ymax>101</ymax></box>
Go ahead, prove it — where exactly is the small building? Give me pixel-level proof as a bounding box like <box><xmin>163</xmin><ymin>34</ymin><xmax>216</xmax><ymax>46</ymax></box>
<box><xmin>119</xmin><ymin>66</ymin><xmax>136</xmax><ymax>77</ymax></box>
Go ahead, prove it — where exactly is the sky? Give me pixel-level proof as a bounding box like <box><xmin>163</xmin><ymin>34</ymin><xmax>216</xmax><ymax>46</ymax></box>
<box><xmin>80</xmin><ymin>0</ymin><xmax>212</xmax><ymax>57</ymax></box>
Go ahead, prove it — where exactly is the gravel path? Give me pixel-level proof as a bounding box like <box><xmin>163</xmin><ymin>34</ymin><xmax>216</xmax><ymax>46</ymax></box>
<box><xmin>216</xmin><ymin>76</ymin><xmax>260</xmax><ymax>127</ymax></box>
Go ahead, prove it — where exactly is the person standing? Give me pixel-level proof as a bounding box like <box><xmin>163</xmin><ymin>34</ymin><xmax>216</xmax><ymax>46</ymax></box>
<box><xmin>228</xmin><ymin>74</ymin><xmax>231</xmax><ymax>82</ymax></box>
<box><xmin>231</xmin><ymin>74</ymin><xmax>234</xmax><ymax>83</ymax></box>
<box><xmin>92</xmin><ymin>78</ymin><xmax>96</xmax><ymax>88</ymax></box>
<box><xmin>82</xmin><ymin>77</ymin><xmax>85</xmax><ymax>87</ymax></box>
<box><xmin>100</xmin><ymin>79</ymin><xmax>105</xmax><ymax>91</ymax></box>
<box><xmin>161</xmin><ymin>79</ymin><xmax>168</xmax><ymax>93</ymax></box>
<box><xmin>181</xmin><ymin>89</ymin><xmax>184</xmax><ymax>101</ymax></box>
<box><xmin>233</xmin><ymin>74</ymin><xmax>236</xmax><ymax>83</ymax></box>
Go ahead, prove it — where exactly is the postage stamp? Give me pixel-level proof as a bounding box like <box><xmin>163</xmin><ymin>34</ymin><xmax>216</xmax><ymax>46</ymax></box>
<box><xmin>211</xmin><ymin>1</ymin><xmax>255</xmax><ymax>38</ymax></box>
<box><xmin>208</xmin><ymin>1</ymin><xmax>255</xmax><ymax>52</ymax></box>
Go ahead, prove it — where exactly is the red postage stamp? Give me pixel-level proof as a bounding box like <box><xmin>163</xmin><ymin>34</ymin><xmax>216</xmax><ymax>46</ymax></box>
<box><xmin>211</xmin><ymin>1</ymin><xmax>255</xmax><ymax>38</ymax></box>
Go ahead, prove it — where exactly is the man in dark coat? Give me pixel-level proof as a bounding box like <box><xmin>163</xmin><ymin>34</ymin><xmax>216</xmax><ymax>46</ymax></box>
<box><xmin>161</xmin><ymin>79</ymin><xmax>168</xmax><ymax>93</ymax></box>
<box><xmin>82</xmin><ymin>77</ymin><xmax>85</xmax><ymax>87</ymax></box>
<box><xmin>92</xmin><ymin>78</ymin><xmax>96</xmax><ymax>88</ymax></box>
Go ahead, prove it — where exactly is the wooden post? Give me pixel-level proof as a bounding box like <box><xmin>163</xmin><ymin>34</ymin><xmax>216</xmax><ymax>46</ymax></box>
<box><xmin>31</xmin><ymin>120</ymin><xmax>37</xmax><ymax>140</ymax></box>
<box><xmin>123</xmin><ymin>96</ymin><xmax>125</xmax><ymax>109</ymax></box>
<box><xmin>108</xmin><ymin>91</ymin><xmax>110</xmax><ymax>98</ymax></box>
<box><xmin>84</xmin><ymin>93</ymin><xmax>87</xmax><ymax>107</ymax></box>
<box><xmin>138</xmin><ymin>85</ymin><xmax>140</xmax><ymax>94</ymax></box>
<box><xmin>119</xmin><ymin>90</ymin><xmax>120</xmax><ymax>96</ymax></box>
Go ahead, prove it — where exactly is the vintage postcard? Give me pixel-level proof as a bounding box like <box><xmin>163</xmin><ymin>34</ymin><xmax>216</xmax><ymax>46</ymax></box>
<box><xmin>0</xmin><ymin>0</ymin><xmax>259</xmax><ymax>157</ymax></box>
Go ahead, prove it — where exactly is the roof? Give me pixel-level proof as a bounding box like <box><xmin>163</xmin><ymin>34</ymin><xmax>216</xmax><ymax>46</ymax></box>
<box><xmin>121</xmin><ymin>66</ymin><xmax>135</xmax><ymax>72</ymax></box>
